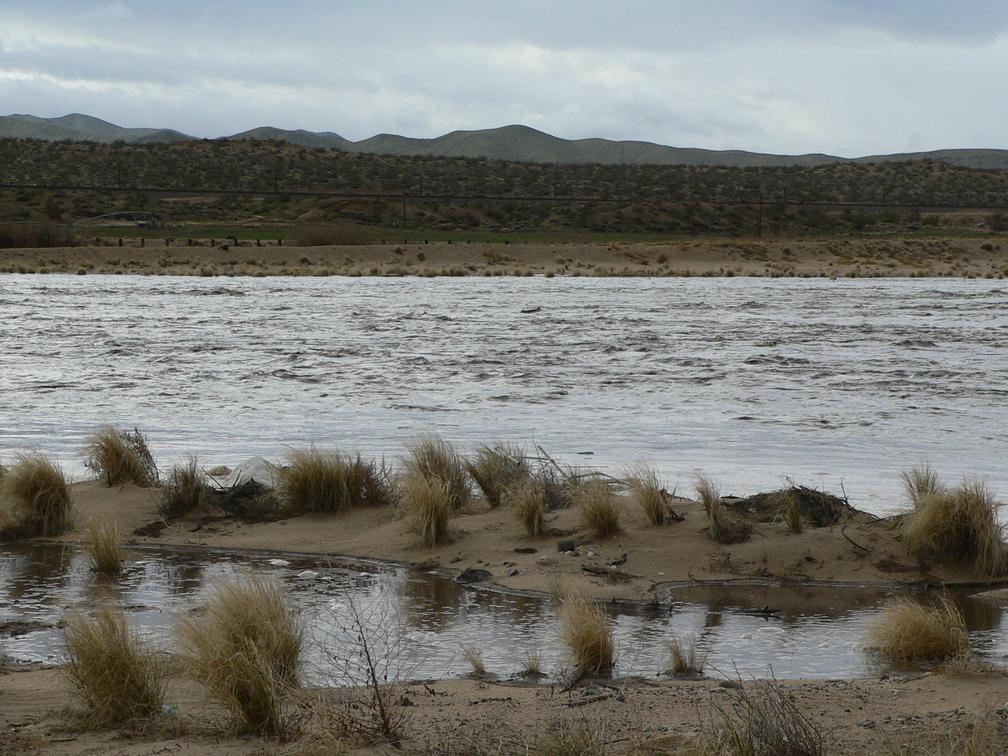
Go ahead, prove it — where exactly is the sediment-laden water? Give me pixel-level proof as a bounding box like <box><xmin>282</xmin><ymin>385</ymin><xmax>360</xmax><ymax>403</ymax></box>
<box><xmin>1</xmin><ymin>274</ymin><xmax>1005</xmax><ymax>515</ymax></box>
<box><xmin>3</xmin><ymin>545</ymin><xmax>1006</xmax><ymax>681</ymax></box>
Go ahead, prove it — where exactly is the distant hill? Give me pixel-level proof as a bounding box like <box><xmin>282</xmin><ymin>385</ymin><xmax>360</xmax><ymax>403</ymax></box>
<box><xmin>5</xmin><ymin>113</ymin><xmax>1008</xmax><ymax>169</ymax></box>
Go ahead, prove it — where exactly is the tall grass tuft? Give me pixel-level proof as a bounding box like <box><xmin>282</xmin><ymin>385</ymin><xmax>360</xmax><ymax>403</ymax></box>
<box><xmin>627</xmin><ymin>464</ymin><xmax>670</xmax><ymax>526</ymax></box>
<box><xmin>83</xmin><ymin>427</ymin><xmax>157</xmax><ymax>487</ymax></box>
<box><xmin>709</xmin><ymin>676</ymin><xmax>824</xmax><ymax>756</ymax></box>
<box><xmin>278</xmin><ymin>447</ymin><xmax>394</xmax><ymax>513</ymax></box>
<box><xmin>697</xmin><ymin>475</ymin><xmax>751</xmax><ymax>544</ymax></box>
<box><xmin>540</xmin><ymin>715</ymin><xmax>610</xmax><ymax>756</ymax></box>
<box><xmin>466</xmin><ymin>443</ymin><xmax>529</xmax><ymax>507</ymax></box>
<box><xmin>1</xmin><ymin>453</ymin><xmax>73</xmax><ymax>536</ymax></box>
<box><xmin>63</xmin><ymin>605</ymin><xmax>165</xmax><ymax>726</ymax></box>
<box><xmin>404</xmin><ymin>436</ymin><xmax>470</xmax><ymax>510</ymax></box>
<box><xmin>901</xmin><ymin>479</ymin><xmax>1005</xmax><ymax>576</ymax></box>
<box><xmin>403</xmin><ymin>474</ymin><xmax>452</xmax><ymax>548</ymax></box>
<box><xmin>86</xmin><ymin>519</ymin><xmax>121</xmax><ymax>574</ymax></box>
<box><xmin>559</xmin><ymin>593</ymin><xmax>614</xmax><ymax>677</ymax></box>
<box><xmin>177</xmin><ymin>575</ymin><xmax>302</xmax><ymax>735</ymax></box>
<box><xmin>665</xmin><ymin>632</ymin><xmax>707</xmax><ymax>676</ymax></box>
<box><xmin>902</xmin><ymin>463</ymin><xmax>946</xmax><ymax>509</ymax></box>
<box><xmin>576</xmin><ymin>480</ymin><xmax>620</xmax><ymax>538</ymax></box>
<box><xmin>508</xmin><ymin>481</ymin><xmax>547</xmax><ymax>538</ymax></box>
<box><xmin>158</xmin><ymin>456</ymin><xmax>207</xmax><ymax>520</ymax></box>
<box><xmin>459</xmin><ymin>642</ymin><xmax>486</xmax><ymax>675</ymax></box>
<box><xmin>865</xmin><ymin>594</ymin><xmax>969</xmax><ymax>662</ymax></box>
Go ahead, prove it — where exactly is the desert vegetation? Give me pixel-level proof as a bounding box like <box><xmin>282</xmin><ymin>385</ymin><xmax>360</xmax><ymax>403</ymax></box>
<box><xmin>508</xmin><ymin>480</ymin><xmax>547</xmax><ymax>538</ymax></box>
<box><xmin>559</xmin><ymin>593</ymin><xmax>614</xmax><ymax>677</ymax></box>
<box><xmin>277</xmin><ymin>446</ymin><xmax>392</xmax><ymax>513</ymax></box>
<box><xmin>697</xmin><ymin>474</ymin><xmax>751</xmax><ymax>544</ymax></box>
<box><xmin>402</xmin><ymin>473</ymin><xmax>452</xmax><ymax>547</ymax></box>
<box><xmin>85</xmin><ymin>518</ymin><xmax>121</xmax><ymax>573</ymax></box>
<box><xmin>0</xmin><ymin>452</ymin><xmax>73</xmax><ymax>535</ymax></box>
<box><xmin>63</xmin><ymin>605</ymin><xmax>165</xmax><ymax>725</ymax></box>
<box><xmin>865</xmin><ymin>594</ymin><xmax>969</xmax><ymax>662</ymax></box>
<box><xmin>708</xmin><ymin>676</ymin><xmax>824</xmax><ymax>756</ymax></box>
<box><xmin>176</xmin><ymin>575</ymin><xmax>302</xmax><ymax>734</ymax></box>
<box><xmin>157</xmin><ymin>455</ymin><xmax>208</xmax><ymax>519</ymax></box>
<box><xmin>83</xmin><ymin>426</ymin><xmax>157</xmax><ymax>487</ymax></box>
<box><xmin>404</xmin><ymin>435</ymin><xmax>470</xmax><ymax>510</ymax></box>
<box><xmin>465</xmin><ymin>443</ymin><xmax>529</xmax><ymax>507</ymax></box>
<box><xmin>665</xmin><ymin>633</ymin><xmax>707</xmax><ymax>676</ymax></box>
<box><xmin>627</xmin><ymin>463</ymin><xmax>672</xmax><ymax>526</ymax></box>
<box><xmin>576</xmin><ymin>479</ymin><xmax>620</xmax><ymax>538</ymax></box>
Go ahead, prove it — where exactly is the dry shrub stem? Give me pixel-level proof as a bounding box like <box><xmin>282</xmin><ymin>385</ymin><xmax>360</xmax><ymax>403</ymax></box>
<box><xmin>1</xmin><ymin>453</ymin><xmax>72</xmax><ymax>536</ymax></box>
<box><xmin>64</xmin><ymin>605</ymin><xmax>165</xmax><ymax>726</ymax></box>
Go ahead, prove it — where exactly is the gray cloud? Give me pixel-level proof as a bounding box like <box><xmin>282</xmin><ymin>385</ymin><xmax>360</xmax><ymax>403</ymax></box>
<box><xmin>1</xmin><ymin>1</ymin><xmax>1007</xmax><ymax>155</ymax></box>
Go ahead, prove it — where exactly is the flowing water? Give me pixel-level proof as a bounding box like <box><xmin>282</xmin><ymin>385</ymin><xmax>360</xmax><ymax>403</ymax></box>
<box><xmin>3</xmin><ymin>544</ymin><xmax>1007</xmax><ymax>681</ymax></box>
<box><xmin>1</xmin><ymin>274</ymin><xmax>1006</xmax><ymax>516</ymax></box>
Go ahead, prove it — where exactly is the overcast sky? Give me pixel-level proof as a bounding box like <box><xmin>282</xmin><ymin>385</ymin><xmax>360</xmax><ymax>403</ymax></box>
<box><xmin>2</xmin><ymin>1</ymin><xmax>1007</xmax><ymax>156</ymax></box>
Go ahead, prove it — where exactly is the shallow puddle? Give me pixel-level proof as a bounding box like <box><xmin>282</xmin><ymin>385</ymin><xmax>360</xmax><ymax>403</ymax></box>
<box><xmin>2</xmin><ymin>544</ymin><xmax>1006</xmax><ymax>682</ymax></box>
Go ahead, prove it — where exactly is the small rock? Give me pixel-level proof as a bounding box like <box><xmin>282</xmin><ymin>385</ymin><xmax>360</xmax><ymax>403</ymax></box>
<box><xmin>456</xmin><ymin>567</ymin><xmax>492</xmax><ymax>583</ymax></box>
<box><xmin>857</xmin><ymin>720</ymin><xmax>876</xmax><ymax>729</ymax></box>
<box><xmin>508</xmin><ymin>569</ymin><xmax>520</xmax><ymax>577</ymax></box>
<box><xmin>514</xmin><ymin>547</ymin><xmax>537</xmax><ymax>554</ymax></box>
<box><xmin>718</xmin><ymin>679</ymin><xmax>742</xmax><ymax>690</ymax></box>
<box><xmin>557</xmin><ymin>539</ymin><xmax>577</xmax><ymax>553</ymax></box>
<box><xmin>296</xmin><ymin>570</ymin><xmax>318</xmax><ymax>579</ymax></box>
<box><xmin>267</xmin><ymin>558</ymin><xmax>290</xmax><ymax>567</ymax></box>
<box><xmin>537</xmin><ymin>556</ymin><xmax>556</xmax><ymax>567</ymax></box>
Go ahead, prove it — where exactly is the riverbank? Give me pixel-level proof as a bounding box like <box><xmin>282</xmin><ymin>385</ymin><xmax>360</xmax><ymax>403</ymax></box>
<box><xmin>46</xmin><ymin>478</ymin><xmax>992</xmax><ymax>603</ymax></box>
<box><xmin>2</xmin><ymin>661</ymin><xmax>1004</xmax><ymax>754</ymax></box>
<box><xmin>1</xmin><ymin>237</ymin><xmax>1007</xmax><ymax>277</ymax></box>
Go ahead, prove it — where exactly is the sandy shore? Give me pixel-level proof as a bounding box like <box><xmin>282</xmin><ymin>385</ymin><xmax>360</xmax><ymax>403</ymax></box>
<box><xmin>1</xmin><ymin>237</ymin><xmax>1007</xmax><ymax>277</ymax></box>
<box><xmin>3</xmin><ymin>662</ymin><xmax>1005</xmax><ymax>754</ymax></box>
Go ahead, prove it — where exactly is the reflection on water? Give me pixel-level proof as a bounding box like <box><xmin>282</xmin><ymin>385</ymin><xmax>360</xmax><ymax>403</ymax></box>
<box><xmin>3</xmin><ymin>544</ymin><xmax>1007</xmax><ymax>682</ymax></box>
<box><xmin>1</xmin><ymin>275</ymin><xmax>1007</xmax><ymax>517</ymax></box>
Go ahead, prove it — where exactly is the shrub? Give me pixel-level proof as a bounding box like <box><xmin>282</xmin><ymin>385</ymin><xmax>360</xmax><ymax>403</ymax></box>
<box><xmin>86</xmin><ymin>519</ymin><xmax>121</xmax><ymax>574</ymax></box>
<box><xmin>508</xmin><ymin>481</ymin><xmax>547</xmax><ymax>538</ymax></box>
<box><xmin>158</xmin><ymin>456</ymin><xmax>208</xmax><ymax>520</ymax></box>
<box><xmin>865</xmin><ymin>594</ymin><xmax>969</xmax><ymax>662</ymax></box>
<box><xmin>576</xmin><ymin>480</ymin><xmax>620</xmax><ymax>538</ymax></box>
<box><xmin>466</xmin><ymin>444</ymin><xmax>529</xmax><ymax>507</ymax></box>
<box><xmin>627</xmin><ymin>464</ymin><xmax>670</xmax><ymax>526</ymax></box>
<box><xmin>901</xmin><ymin>479</ymin><xmax>1005</xmax><ymax>576</ymax></box>
<box><xmin>403</xmin><ymin>474</ymin><xmax>452</xmax><ymax>547</ymax></box>
<box><xmin>404</xmin><ymin>436</ymin><xmax>470</xmax><ymax>510</ymax></box>
<box><xmin>902</xmin><ymin>464</ymin><xmax>946</xmax><ymax>508</ymax></box>
<box><xmin>1</xmin><ymin>453</ymin><xmax>73</xmax><ymax>536</ymax></box>
<box><xmin>83</xmin><ymin>427</ymin><xmax>157</xmax><ymax>487</ymax></box>
<box><xmin>64</xmin><ymin>605</ymin><xmax>164</xmax><ymax>725</ymax></box>
<box><xmin>665</xmin><ymin>632</ymin><xmax>707</xmax><ymax>675</ymax></box>
<box><xmin>559</xmin><ymin>593</ymin><xmax>614</xmax><ymax>677</ymax></box>
<box><xmin>177</xmin><ymin>575</ymin><xmax>302</xmax><ymax>734</ymax></box>
<box><xmin>708</xmin><ymin>676</ymin><xmax>824</xmax><ymax>756</ymax></box>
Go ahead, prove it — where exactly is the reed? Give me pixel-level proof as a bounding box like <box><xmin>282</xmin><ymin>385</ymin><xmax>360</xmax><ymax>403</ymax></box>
<box><xmin>63</xmin><ymin>605</ymin><xmax>164</xmax><ymax>725</ymax></box>
<box><xmin>865</xmin><ymin>594</ymin><xmax>969</xmax><ymax>662</ymax></box>
<box><xmin>86</xmin><ymin>519</ymin><xmax>121</xmax><ymax>574</ymax></box>
<box><xmin>559</xmin><ymin>593</ymin><xmax>614</xmax><ymax>677</ymax></box>
<box><xmin>82</xmin><ymin>427</ymin><xmax>157</xmax><ymax>487</ymax></box>
<box><xmin>901</xmin><ymin>479</ymin><xmax>1005</xmax><ymax>576</ymax></box>
<box><xmin>508</xmin><ymin>481</ymin><xmax>547</xmax><ymax>538</ymax></box>
<box><xmin>466</xmin><ymin>443</ymin><xmax>529</xmax><ymax>507</ymax></box>
<box><xmin>176</xmin><ymin>575</ymin><xmax>302</xmax><ymax>734</ymax></box>
<box><xmin>1</xmin><ymin>453</ymin><xmax>73</xmax><ymax>536</ymax></box>
<box><xmin>627</xmin><ymin>464</ymin><xmax>670</xmax><ymax>526</ymax></box>
<box><xmin>404</xmin><ymin>436</ymin><xmax>470</xmax><ymax>510</ymax></box>
<box><xmin>403</xmin><ymin>474</ymin><xmax>452</xmax><ymax>548</ymax></box>
<box><xmin>158</xmin><ymin>456</ymin><xmax>207</xmax><ymax>520</ymax></box>
<box><xmin>576</xmin><ymin>480</ymin><xmax>620</xmax><ymax>538</ymax></box>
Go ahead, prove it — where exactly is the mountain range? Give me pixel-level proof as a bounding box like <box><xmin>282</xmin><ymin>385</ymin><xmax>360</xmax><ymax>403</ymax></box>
<box><xmin>4</xmin><ymin>112</ymin><xmax>1008</xmax><ymax>169</ymax></box>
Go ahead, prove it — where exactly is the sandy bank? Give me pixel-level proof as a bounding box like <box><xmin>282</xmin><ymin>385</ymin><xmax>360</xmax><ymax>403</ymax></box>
<box><xmin>47</xmin><ymin>478</ymin><xmax>994</xmax><ymax>603</ymax></box>
<box><xmin>2</xmin><ymin>662</ymin><xmax>1004</xmax><ymax>754</ymax></box>
<box><xmin>2</xmin><ymin>237</ymin><xmax>1007</xmax><ymax>278</ymax></box>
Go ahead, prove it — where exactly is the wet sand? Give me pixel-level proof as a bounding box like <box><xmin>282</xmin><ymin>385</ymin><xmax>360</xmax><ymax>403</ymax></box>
<box><xmin>2</xmin><ymin>237</ymin><xmax>1007</xmax><ymax>277</ymax></box>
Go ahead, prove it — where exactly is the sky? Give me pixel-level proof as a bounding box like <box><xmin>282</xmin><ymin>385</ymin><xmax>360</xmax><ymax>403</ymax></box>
<box><xmin>2</xmin><ymin>1</ymin><xmax>1008</xmax><ymax>156</ymax></box>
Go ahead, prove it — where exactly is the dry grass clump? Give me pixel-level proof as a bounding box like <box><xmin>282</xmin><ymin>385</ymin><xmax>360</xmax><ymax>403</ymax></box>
<box><xmin>177</xmin><ymin>575</ymin><xmax>302</xmax><ymax>734</ymax></box>
<box><xmin>576</xmin><ymin>480</ymin><xmax>620</xmax><ymax>538</ymax></box>
<box><xmin>665</xmin><ymin>632</ymin><xmax>707</xmax><ymax>676</ymax></box>
<box><xmin>507</xmin><ymin>481</ymin><xmax>547</xmax><ymax>538</ymax></box>
<box><xmin>783</xmin><ymin>492</ymin><xmax>803</xmax><ymax>534</ymax></box>
<box><xmin>63</xmin><ymin>605</ymin><xmax>164</xmax><ymax>726</ymax></box>
<box><xmin>1</xmin><ymin>453</ymin><xmax>73</xmax><ymax>536</ymax></box>
<box><xmin>559</xmin><ymin>593</ymin><xmax>614</xmax><ymax>677</ymax></box>
<box><xmin>402</xmin><ymin>474</ymin><xmax>452</xmax><ymax>548</ymax></box>
<box><xmin>404</xmin><ymin>436</ymin><xmax>470</xmax><ymax>510</ymax></box>
<box><xmin>902</xmin><ymin>463</ymin><xmax>946</xmax><ymax>508</ymax></box>
<box><xmin>276</xmin><ymin>447</ymin><xmax>392</xmax><ymax>513</ymax></box>
<box><xmin>519</xmin><ymin>646</ymin><xmax>544</xmax><ymax>678</ymax></box>
<box><xmin>83</xmin><ymin>427</ymin><xmax>157</xmax><ymax>487</ymax></box>
<box><xmin>901</xmin><ymin>478</ymin><xmax>1005</xmax><ymax>576</ymax></box>
<box><xmin>158</xmin><ymin>456</ymin><xmax>208</xmax><ymax>520</ymax></box>
<box><xmin>539</xmin><ymin>715</ymin><xmax>610</xmax><ymax>756</ymax></box>
<box><xmin>459</xmin><ymin>642</ymin><xmax>486</xmax><ymax>675</ymax></box>
<box><xmin>708</xmin><ymin>676</ymin><xmax>824</xmax><ymax>756</ymax></box>
<box><xmin>865</xmin><ymin>594</ymin><xmax>969</xmax><ymax>662</ymax></box>
<box><xmin>627</xmin><ymin>464</ymin><xmax>672</xmax><ymax>526</ymax></box>
<box><xmin>697</xmin><ymin>475</ymin><xmax>751</xmax><ymax>544</ymax></box>
<box><xmin>465</xmin><ymin>443</ymin><xmax>529</xmax><ymax>507</ymax></box>
<box><xmin>86</xmin><ymin>519</ymin><xmax>121</xmax><ymax>574</ymax></box>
